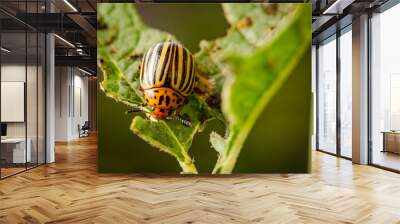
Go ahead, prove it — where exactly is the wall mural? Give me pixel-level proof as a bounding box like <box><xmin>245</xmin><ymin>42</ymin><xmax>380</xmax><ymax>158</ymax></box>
<box><xmin>97</xmin><ymin>3</ymin><xmax>312</xmax><ymax>174</ymax></box>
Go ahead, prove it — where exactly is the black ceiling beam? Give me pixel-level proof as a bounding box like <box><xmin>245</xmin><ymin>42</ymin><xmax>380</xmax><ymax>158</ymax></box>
<box><xmin>55</xmin><ymin>55</ymin><xmax>96</xmax><ymax>72</ymax></box>
<box><xmin>312</xmin><ymin>14</ymin><xmax>352</xmax><ymax>44</ymax></box>
<box><xmin>55</xmin><ymin>47</ymin><xmax>96</xmax><ymax>57</ymax></box>
<box><xmin>14</xmin><ymin>13</ymin><xmax>75</xmax><ymax>31</ymax></box>
<box><xmin>12</xmin><ymin>13</ymin><xmax>90</xmax><ymax>32</ymax></box>
<box><xmin>86</xmin><ymin>0</ymin><xmax>97</xmax><ymax>12</ymax></box>
<box><xmin>0</xmin><ymin>18</ymin><xmax>27</xmax><ymax>31</ymax></box>
<box><xmin>0</xmin><ymin>8</ymin><xmax>37</xmax><ymax>31</ymax></box>
<box><xmin>67</xmin><ymin>13</ymin><xmax>96</xmax><ymax>46</ymax></box>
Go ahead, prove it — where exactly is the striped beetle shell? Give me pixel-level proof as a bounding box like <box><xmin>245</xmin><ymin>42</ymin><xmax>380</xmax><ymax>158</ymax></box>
<box><xmin>139</xmin><ymin>42</ymin><xmax>196</xmax><ymax>120</ymax></box>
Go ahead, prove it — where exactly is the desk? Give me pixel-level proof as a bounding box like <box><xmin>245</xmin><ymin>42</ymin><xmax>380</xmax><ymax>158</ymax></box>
<box><xmin>382</xmin><ymin>131</ymin><xmax>400</xmax><ymax>154</ymax></box>
<box><xmin>1</xmin><ymin>138</ymin><xmax>31</xmax><ymax>163</ymax></box>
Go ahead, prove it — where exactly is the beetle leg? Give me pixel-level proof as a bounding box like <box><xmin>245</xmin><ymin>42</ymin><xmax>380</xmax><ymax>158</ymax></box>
<box><xmin>177</xmin><ymin>115</ymin><xmax>192</xmax><ymax>127</ymax></box>
<box><xmin>177</xmin><ymin>113</ymin><xmax>192</xmax><ymax>127</ymax></box>
<box><xmin>167</xmin><ymin>115</ymin><xmax>192</xmax><ymax>127</ymax></box>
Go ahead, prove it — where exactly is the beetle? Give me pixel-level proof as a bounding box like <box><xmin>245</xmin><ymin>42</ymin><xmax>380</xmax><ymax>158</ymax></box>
<box><xmin>132</xmin><ymin>42</ymin><xmax>197</xmax><ymax>126</ymax></box>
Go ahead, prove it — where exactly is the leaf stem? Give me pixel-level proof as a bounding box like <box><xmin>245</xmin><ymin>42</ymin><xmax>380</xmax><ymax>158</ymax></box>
<box><xmin>179</xmin><ymin>158</ymin><xmax>198</xmax><ymax>174</ymax></box>
<box><xmin>212</xmin><ymin>129</ymin><xmax>238</xmax><ymax>174</ymax></box>
<box><xmin>159</xmin><ymin>121</ymin><xmax>199</xmax><ymax>174</ymax></box>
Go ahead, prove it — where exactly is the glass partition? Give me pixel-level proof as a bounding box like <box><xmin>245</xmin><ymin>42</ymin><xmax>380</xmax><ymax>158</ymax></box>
<box><xmin>339</xmin><ymin>27</ymin><xmax>352</xmax><ymax>158</ymax></box>
<box><xmin>317</xmin><ymin>35</ymin><xmax>337</xmax><ymax>154</ymax></box>
<box><xmin>0</xmin><ymin>1</ymin><xmax>46</xmax><ymax>179</ymax></box>
<box><xmin>371</xmin><ymin>4</ymin><xmax>400</xmax><ymax>171</ymax></box>
<box><xmin>1</xmin><ymin>30</ymin><xmax>28</xmax><ymax>177</ymax></box>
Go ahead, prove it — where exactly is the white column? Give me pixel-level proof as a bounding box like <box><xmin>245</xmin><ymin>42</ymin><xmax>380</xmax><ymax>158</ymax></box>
<box><xmin>352</xmin><ymin>14</ymin><xmax>369</xmax><ymax>164</ymax></box>
<box><xmin>46</xmin><ymin>32</ymin><xmax>55</xmax><ymax>163</ymax></box>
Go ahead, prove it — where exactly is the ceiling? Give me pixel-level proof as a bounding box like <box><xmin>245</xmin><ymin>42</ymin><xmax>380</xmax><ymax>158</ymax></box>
<box><xmin>0</xmin><ymin>0</ymin><xmax>97</xmax><ymax>73</ymax></box>
<box><xmin>1</xmin><ymin>0</ymin><xmax>396</xmax><ymax>72</ymax></box>
<box><xmin>312</xmin><ymin>0</ymin><xmax>391</xmax><ymax>43</ymax></box>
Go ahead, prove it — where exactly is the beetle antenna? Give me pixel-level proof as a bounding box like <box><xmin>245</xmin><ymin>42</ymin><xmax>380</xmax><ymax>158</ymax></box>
<box><xmin>125</xmin><ymin>108</ymin><xmax>141</xmax><ymax>114</ymax></box>
<box><xmin>125</xmin><ymin>104</ymin><xmax>151</xmax><ymax>116</ymax></box>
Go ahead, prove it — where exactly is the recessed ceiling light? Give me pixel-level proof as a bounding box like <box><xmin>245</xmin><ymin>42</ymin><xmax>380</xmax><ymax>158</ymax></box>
<box><xmin>63</xmin><ymin>0</ymin><xmax>78</xmax><ymax>12</ymax></box>
<box><xmin>1</xmin><ymin>47</ymin><xmax>11</xmax><ymax>53</ymax></box>
<box><xmin>54</xmin><ymin>34</ymin><xmax>75</xmax><ymax>48</ymax></box>
<box><xmin>78</xmin><ymin>67</ymin><xmax>93</xmax><ymax>76</ymax></box>
<box><xmin>322</xmin><ymin>0</ymin><xmax>354</xmax><ymax>15</ymax></box>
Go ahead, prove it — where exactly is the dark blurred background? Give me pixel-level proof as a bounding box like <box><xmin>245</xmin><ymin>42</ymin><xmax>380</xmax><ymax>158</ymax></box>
<box><xmin>137</xmin><ymin>4</ymin><xmax>229</xmax><ymax>52</ymax></box>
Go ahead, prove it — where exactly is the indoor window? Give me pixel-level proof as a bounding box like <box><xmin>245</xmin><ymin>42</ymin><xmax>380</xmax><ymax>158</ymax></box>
<box><xmin>317</xmin><ymin>36</ymin><xmax>337</xmax><ymax>154</ymax></box>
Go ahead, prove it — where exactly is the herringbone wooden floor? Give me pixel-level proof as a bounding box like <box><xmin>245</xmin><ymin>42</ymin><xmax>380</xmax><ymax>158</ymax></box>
<box><xmin>1</xmin><ymin>135</ymin><xmax>400</xmax><ymax>224</ymax></box>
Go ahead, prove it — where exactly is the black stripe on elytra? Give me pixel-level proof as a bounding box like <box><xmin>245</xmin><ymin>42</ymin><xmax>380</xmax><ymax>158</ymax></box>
<box><xmin>166</xmin><ymin>95</ymin><xmax>170</xmax><ymax>106</ymax></box>
<box><xmin>158</xmin><ymin>43</ymin><xmax>172</xmax><ymax>83</ymax></box>
<box><xmin>183</xmin><ymin>70</ymin><xmax>194</xmax><ymax>94</ymax></box>
<box><xmin>182</xmin><ymin>53</ymin><xmax>193</xmax><ymax>93</ymax></box>
<box><xmin>179</xmin><ymin>49</ymin><xmax>188</xmax><ymax>90</ymax></box>
<box><xmin>188</xmin><ymin>55</ymin><xmax>196</xmax><ymax>93</ymax></box>
<box><xmin>158</xmin><ymin>95</ymin><xmax>164</xmax><ymax>106</ymax></box>
<box><xmin>164</xmin><ymin>44</ymin><xmax>175</xmax><ymax>87</ymax></box>
<box><xmin>173</xmin><ymin>44</ymin><xmax>180</xmax><ymax>86</ymax></box>
<box><xmin>188</xmin><ymin>56</ymin><xmax>196</xmax><ymax>93</ymax></box>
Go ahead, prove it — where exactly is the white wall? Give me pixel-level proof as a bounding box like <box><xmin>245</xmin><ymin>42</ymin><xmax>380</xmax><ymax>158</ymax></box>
<box><xmin>72</xmin><ymin>73</ymin><xmax>89</xmax><ymax>138</ymax></box>
<box><xmin>1</xmin><ymin>63</ymin><xmax>46</xmax><ymax>164</ymax></box>
<box><xmin>55</xmin><ymin>67</ymin><xmax>70</xmax><ymax>141</ymax></box>
<box><xmin>55</xmin><ymin>67</ymin><xmax>89</xmax><ymax>141</ymax></box>
<box><xmin>1</xmin><ymin>65</ymin><xmax>35</xmax><ymax>138</ymax></box>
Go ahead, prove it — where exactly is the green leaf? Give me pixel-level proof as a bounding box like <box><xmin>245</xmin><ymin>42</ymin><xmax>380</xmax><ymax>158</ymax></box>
<box><xmin>130</xmin><ymin>117</ymin><xmax>199</xmax><ymax>174</ymax></box>
<box><xmin>98</xmin><ymin>49</ymin><xmax>142</xmax><ymax>107</ymax></box>
<box><xmin>194</xmin><ymin>4</ymin><xmax>300</xmax><ymax>105</ymax></box>
<box><xmin>212</xmin><ymin>4</ymin><xmax>311</xmax><ymax>174</ymax></box>
<box><xmin>223</xmin><ymin>3</ymin><xmax>298</xmax><ymax>47</ymax></box>
<box><xmin>98</xmin><ymin>4</ymin><xmax>220</xmax><ymax>174</ymax></box>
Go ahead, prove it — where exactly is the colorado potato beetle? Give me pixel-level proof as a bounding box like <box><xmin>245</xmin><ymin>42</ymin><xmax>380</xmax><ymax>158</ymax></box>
<box><xmin>135</xmin><ymin>42</ymin><xmax>196</xmax><ymax>126</ymax></box>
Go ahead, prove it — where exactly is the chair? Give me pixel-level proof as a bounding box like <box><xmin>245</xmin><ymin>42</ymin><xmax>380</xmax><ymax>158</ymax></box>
<box><xmin>79</xmin><ymin>121</ymin><xmax>90</xmax><ymax>138</ymax></box>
